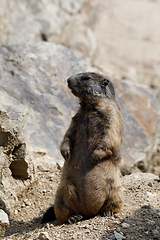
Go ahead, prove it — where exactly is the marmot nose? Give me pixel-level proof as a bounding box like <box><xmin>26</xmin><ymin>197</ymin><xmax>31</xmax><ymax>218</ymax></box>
<box><xmin>67</xmin><ymin>77</ymin><xmax>71</xmax><ymax>87</ymax></box>
<box><xmin>67</xmin><ymin>77</ymin><xmax>73</xmax><ymax>89</ymax></box>
<box><xmin>67</xmin><ymin>78</ymin><xmax>70</xmax><ymax>84</ymax></box>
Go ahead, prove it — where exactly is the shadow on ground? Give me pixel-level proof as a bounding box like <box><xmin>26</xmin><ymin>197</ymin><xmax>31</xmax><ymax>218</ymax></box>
<box><xmin>4</xmin><ymin>205</ymin><xmax>160</xmax><ymax>239</ymax></box>
<box><xmin>101</xmin><ymin>205</ymin><xmax>160</xmax><ymax>240</ymax></box>
<box><xmin>4</xmin><ymin>216</ymin><xmax>59</xmax><ymax>237</ymax></box>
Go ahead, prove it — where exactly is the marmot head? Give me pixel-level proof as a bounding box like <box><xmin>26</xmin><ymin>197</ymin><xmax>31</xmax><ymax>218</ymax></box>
<box><xmin>67</xmin><ymin>72</ymin><xmax>115</xmax><ymax>103</ymax></box>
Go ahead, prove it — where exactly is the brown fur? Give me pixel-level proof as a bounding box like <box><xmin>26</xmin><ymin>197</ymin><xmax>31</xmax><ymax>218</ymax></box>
<box><xmin>51</xmin><ymin>72</ymin><xmax>124</xmax><ymax>224</ymax></box>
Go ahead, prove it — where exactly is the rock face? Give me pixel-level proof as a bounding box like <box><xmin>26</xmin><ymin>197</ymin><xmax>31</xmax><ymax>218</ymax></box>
<box><xmin>112</xmin><ymin>79</ymin><xmax>160</xmax><ymax>174</ymax></box>
<box><xmin>0</xmin><ymin>43</ymin><xmax>87</xmax><ymax>158</ymax></box>
<box><xmin>0</xmin><ymin>105</ymin><xmax>35</xmax><ymax>214</ymax></box>
<box><xmin>0</xmin><ymin>0</ymin><xmax>160</xmax><ymax>88</ymax></box>
<box><xmin>0</xmin><ymin>43</ymin><xmax>159</xmax><ymax>174</ymax></box>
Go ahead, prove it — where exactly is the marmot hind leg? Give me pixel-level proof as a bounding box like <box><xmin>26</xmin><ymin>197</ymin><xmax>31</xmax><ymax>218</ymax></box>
<box><xmin>100</xmin><ymin>200</ymin><xmax>123</xmax><ymax>217</ymax></box>
<box><xmin>54</xmin><ymin>183</ymin><xmax>80</xmax><ymax>224</ymax></box>
<box><xmin>100</xmin><ymin>189</ymin><xmax>124</xmax><ymax>217</ymax></box>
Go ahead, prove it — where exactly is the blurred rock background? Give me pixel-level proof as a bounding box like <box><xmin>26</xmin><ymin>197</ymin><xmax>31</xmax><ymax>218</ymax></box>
<box><xmin>0</xmin><ymin>0</ymin><xmax>160</xmax><ymax>88</ymax></box>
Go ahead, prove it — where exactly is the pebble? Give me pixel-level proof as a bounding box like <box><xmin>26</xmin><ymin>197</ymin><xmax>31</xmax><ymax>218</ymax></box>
<box><xmin>152</xmin><ymin>229</ymin><xmax>160</xmax><ymax>238</ymax></box>
<box><xmin>45</xmin><ymin>223</ymin><xmax>50</xmax><ymax>230</ymax></box>
<box><xmin>144</xmin><ymin>192</ymin><xmax>156</xmax><ymax>198</ymax></box>
<box><xmin>114</xmin><ymin>231</ymin><xmax>125</xmax><ymax>240</ymax></box>
<box><xmin>145</xmin><ymin>230</ymin><xmax>149</xmax><ymax>235</ymax></box>
<box><xmin>38</xmin><ymin>231</ymin><xmax>50</xmax><ymax>240</ymax></box>
<box><xmin>93</xmin><ymin>227</ymin><xmax>98</xmax><ymax>230</ymax></box>
<box><xmin>148</xmin><ymin>182</ymin><xmax>152</xmax><ymax>187</ymax></box>
<box><xmin>133</xmin><ymin>176</ymin><xmax>139</xmax><ymax>180</ymax></box>
<box><xmin>80</xmin><ymin>225</ymin><xmax>87</xmax><ymax>228</ymax></box>
<box><xmin>148</xmin><ymin>220</ymin><xmax>155</xmax><ymax>225</ymax></box>
<box><xmin>14</xmin><ymin>210</ymin><xmax>18</xmax><ymax>215</ymax></box>
<box><xmin>23</xmin><ymin>199</ymin><xmax>31</xmax><ymax>206</ymax></box>
<box><xmin>121</xmin><ymin>222</ymin><xmax>130</xmax><ymax>228</ymax></box>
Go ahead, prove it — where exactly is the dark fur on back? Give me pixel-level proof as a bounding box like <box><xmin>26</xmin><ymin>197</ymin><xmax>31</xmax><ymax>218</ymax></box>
<box><xmin>42</xmin><ymin>72</ymin><xmax>124</xmax><ymax>224</ymax></box>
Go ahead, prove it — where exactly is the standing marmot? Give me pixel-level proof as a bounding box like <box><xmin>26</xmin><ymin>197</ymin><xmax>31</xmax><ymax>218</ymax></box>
<box><xmin>42</xmin><ymin>72</ymin><xmax>124</xmax><ymax>224</ymax></box>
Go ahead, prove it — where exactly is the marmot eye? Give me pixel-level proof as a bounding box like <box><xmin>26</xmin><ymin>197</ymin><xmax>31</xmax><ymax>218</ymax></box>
<box><xmin>81</xmin><ymin>75</ymin><xmax>90</xmax><ymax>81</ymax></box>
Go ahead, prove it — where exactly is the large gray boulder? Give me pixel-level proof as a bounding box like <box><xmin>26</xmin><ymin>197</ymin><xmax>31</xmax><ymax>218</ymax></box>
<box><xmin>0</xmin><ymin>0</ymin><xmax>160</xmax><ymax>88</ymax></box>
<box><xmin>112</xmin><ymin>78</ymin><xmax>160</xmax><ymax>174</ymax></box>
<box><xmin>0</xmin><ymin>42</ymin><xmax>159</xmax><ymax>174</ymax></box>
<box><xmin>0</xmin><ymin>43</ymin><xmax>87</xmax><ymax>158</ymax></box>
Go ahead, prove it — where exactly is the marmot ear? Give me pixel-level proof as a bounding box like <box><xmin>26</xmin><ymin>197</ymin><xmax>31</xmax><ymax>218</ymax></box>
<box><xmin>101</xmin><ymin>78</ymin><xmax>109</xmax><ymax>87</ymax></box>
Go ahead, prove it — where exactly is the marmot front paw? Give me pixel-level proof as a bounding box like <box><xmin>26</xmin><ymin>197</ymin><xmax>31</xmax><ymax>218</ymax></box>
<box><xmin>60</xmin><ymin>142</ymin><xmax>71</xmax><ymax>161</ymax></box>
<box><xmin>90</xmin><ymin>148</ymin><xmax>112</xmax><ymax>164</ymax></box>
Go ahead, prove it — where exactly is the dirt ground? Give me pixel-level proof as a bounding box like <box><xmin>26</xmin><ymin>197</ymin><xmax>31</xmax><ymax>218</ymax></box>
<box><xmin>4</xmin><ymin>163</ymin><xmax>160</xmax><ymax>240</ymax></box>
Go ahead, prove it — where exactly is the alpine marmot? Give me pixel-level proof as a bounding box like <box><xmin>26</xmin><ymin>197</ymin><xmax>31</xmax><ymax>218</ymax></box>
<box><xmin>42</xmin><ymin>72</ymin><xmax>124</xmax><ymax>224</ymax></box>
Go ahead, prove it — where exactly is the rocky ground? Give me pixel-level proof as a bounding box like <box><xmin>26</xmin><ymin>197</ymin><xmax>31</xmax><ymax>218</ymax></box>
<box><xmin>4</xmin><ymin>163</ymin><xmax>160</xmax><ymax>240</ymax></box>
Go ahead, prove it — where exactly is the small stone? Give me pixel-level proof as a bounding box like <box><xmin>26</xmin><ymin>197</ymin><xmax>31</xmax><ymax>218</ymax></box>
<box><xmin>144</xmin><ymin>192</ymin><xmax>156</xmax><ymax>198</ymax></box>
<box><xmin>93</xmin><ymin>227</ymin><xmax>98</xmax><ymax>230</ymax></box>
<box><xmin>121</xmin><ymin>222</ymin><xmax>130</xmax><ymax>228</ymax></box>
<box><xmin>133</xmin><ymin>176</ymin><xmax>139</xmax><ymax>180</ymax></box>
<box><xmin>148</xmin><ymin>182</ymin><xmax>152</xmax><ymax>187</ymax></box>
<box><xmin>114</xmin><ymin>231</ymin><xmax>125</xmax><ymax>240</ymax></box>
<box><xmin>145</xmin><ymin>231</ymin><xmax>149</xmax><ymax>235</ymax></box>
<box><xmin>148</xmin><ymin>220</ymin><xmax>155</xmax><ymax>225</ymax></box>
<box><xmin>152</xmin><ymin>229</ymin><xmax>160</xmax><ymax>238</ymax></box>
<box><xmin>0</xmin><ymin>209</ymin><xmax>9</xmax><ymax>239</ymax></box>
<box><xmin>45</xmin><ymin>223</ymin><xmax>50</xmax><ymax>230</ymax></box>
<box><xmin>147</xmin><ymin>220</ymin><xmax>156</xmax><ymax>230</ymax></box>
<box><xmin>22</xmin><ymin>203</ymin><xmax>25</xmax><ymax>207</ymax></box>
<box><xmin>80</xmin><ymin>225</ymin><xmax>87</xmax><ymax>228</ymax></box>
<box><xmin>23</xmin><ymin>199</ymin><xmax>31</xmax><ymax>206</ymax></box>
<box><xmin>14</xmin><ymin>209</ymin><xmax>18</xmax><ymax>215</ymax></box>
<box><xmin>38</xmin><ymin>231</ymin><xmax>50</xmax><ymax>240</ymax></box>
<box><xmin>33</xmin><ymin>216</ymin><xmax>41</xmax><ymax>222</ymax></box>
